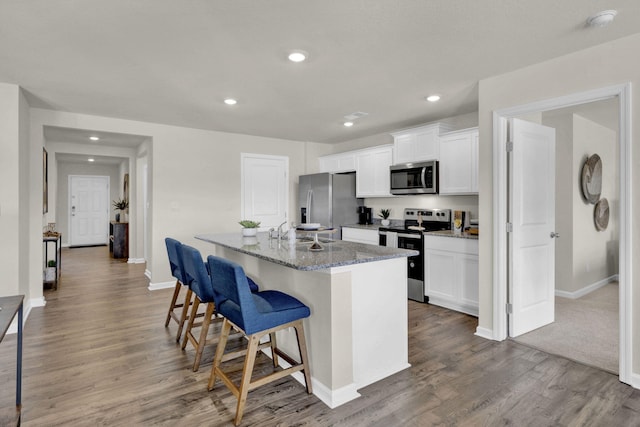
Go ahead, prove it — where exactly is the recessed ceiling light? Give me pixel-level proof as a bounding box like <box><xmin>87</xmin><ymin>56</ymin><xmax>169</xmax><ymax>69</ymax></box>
<box><xmin>88</xmin><ymin>158</ymin><xmax>95</xmax><ymax>162</ymax></box>
<box><xmin>426</xmin><ymin>95</ymin><xmax>441</xmax><ymax>102</ymax></box>
<box><xmin>344</xmin><ymin>121</ymin><xmax>354</xmax><ymax>127</ymax></box>
<box><xmin>89</xmin><ymin>136</ymin><xmax>100</xmax><ymax>141</ymax></box>
<box><xmin>224</xmin><ymin>98</ymin><xmax>237</xmax><ymax>105</ymax></box>
<box><xmin>288</xmin><ymin>51</ymin><xmax>308</xmax><ymax>63</ymax></box>
<box><xmin>587</xmin><ymin>10</ymin><xmax>617</xmax><ymax>27</ymax></box>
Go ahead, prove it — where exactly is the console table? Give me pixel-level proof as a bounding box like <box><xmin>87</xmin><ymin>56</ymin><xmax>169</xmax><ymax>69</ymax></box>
<box><xmin>43</xmin><ymin>232</ymin><xmax>62</xmax><ymax>290</ymax></box>
<box><xmin>109</xmin><ymin>222</ymin><xmax>129</xmax><ymax>259</ymax></box>
<box><xmin>0</xmin><ymin>295</ymin><xmax>24</xmax><ymax>426</ymax></box>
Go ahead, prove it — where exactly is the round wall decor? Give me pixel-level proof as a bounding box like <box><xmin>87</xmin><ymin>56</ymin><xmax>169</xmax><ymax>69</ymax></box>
<box><xmin>581</xmin><ymin>154</ymin><xmax>602</xmax><ymax>204</ymax></box>
<box><xmin>594</xmin><ymin>197</ymin><xmax>609</xmax><ymax>231</ymax></box>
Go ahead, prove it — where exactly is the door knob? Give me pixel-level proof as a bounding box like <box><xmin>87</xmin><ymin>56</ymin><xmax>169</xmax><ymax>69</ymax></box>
<box><xmin>550</xmin><ymin>232</ymin><xmax>560</xmax><ymax>238</ymax></box>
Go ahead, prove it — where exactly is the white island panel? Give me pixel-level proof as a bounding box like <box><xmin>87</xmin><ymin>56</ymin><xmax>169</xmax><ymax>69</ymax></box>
<box><xmin>199</xmin><ymin>233</ymin><xmax>412</xmax><ymax>408</ymax></box>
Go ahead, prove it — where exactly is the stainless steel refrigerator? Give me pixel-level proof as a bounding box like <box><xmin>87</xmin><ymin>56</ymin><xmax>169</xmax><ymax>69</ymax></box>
<box><xmin>298</xmin><ymin>173</ymin><xmax>363</xmax><ymax>240</ymax></box>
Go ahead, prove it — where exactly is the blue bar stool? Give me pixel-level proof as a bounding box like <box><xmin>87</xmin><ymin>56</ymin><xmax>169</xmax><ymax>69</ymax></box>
<box><xmin>206</xmin><ymin>255</ymin><xmax>312</xmax><ymax>426</ymax></box>
<box><xmin>164</xmin><ymin>238</ymin><xmax>193</xmax><ymax>342</ymax></box>
<box><xmin>180</xmin><ymin>244</ymin><xmax>222</xmax><ymax>371</ymax></box>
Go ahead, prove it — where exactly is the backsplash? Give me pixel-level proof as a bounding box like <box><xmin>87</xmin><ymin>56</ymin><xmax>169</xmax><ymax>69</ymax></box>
<box><xmin>364</xmin><ymin>195</ymin><xmax>479</xmax><ymax>221</ymax></box>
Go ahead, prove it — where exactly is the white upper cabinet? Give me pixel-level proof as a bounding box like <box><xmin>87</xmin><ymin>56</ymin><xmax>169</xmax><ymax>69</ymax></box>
<box><xmin>355</xmin><ymin>145</ymin><xmax>393</xmax><ymax>198</ymax></box>
<box><xmin>319</xmin><ymin>152</ymin><xmax>356</xmax><ymax>173</ymax></box>
<box><xmin>391</xmin><ymin>122</ymin><xmax>453</xmax><ymax>165</ymax></box>
<box><xmin>439</xmin><ymin>127</ymin><xmax>479</xmax><ymax>195</ymax></box>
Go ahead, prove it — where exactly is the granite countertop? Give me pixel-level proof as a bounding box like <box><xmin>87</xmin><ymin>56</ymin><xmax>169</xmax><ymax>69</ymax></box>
<box><xmin>425</xmin><ymin>230</ymin><xmax>479</xmax><ymax>240</ymax></box>
<box><xmin>341</xmin><ymin>223</ymin><xmax>382</xmax><ymax>230</ymax></box>
<box><xmin>195</xmin><ymin>232</ymin><xmax>418</xmax><ymax>271</ymax></box>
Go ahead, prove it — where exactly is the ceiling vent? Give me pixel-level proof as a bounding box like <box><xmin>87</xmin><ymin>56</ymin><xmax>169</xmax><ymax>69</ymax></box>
<box><xmin>344</xmin><ymin>112</ymin><xmax>369</xmax><ymax>121</ymax></box>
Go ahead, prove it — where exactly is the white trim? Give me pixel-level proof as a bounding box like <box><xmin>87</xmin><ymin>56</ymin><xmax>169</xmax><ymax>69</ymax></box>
<box><xmin>148</xmin><ymin>280</ymin><xmax>175</xmax><ymax>291</ymax></box>
<box><xmin>144</xmin><ymin>269</ymin><xmax>151</xmax><ymax>280</ymax></box>
<box><xmin>127</xmin><ymin>258</ymin><xmax>146</xmax><ymax>264</ymax></box>
<box><xmin>260</xmin><ymin>347</ymin><xmax>361</xmax><ymax>408</ymax></box>
<box><xmin>555</xmin><ymin>275</ymin><xmax>619</xmax><ymax>299</ymax></box>
<box><xmin>428</xmin><ymin>297</ymin><xmax>478</xmax><ymax>317</ymax></box>
<box><xmin>492</xmin><ymin>83</ymin><xmax>632</xmax><ymax>385</ymax></box>
<box><xmin>475</xmin><ymin>326</ymin><xmax>494</xmax><ymax>340</ymax></box>
<box><xmin>631</xmin><ymin>372</ymin><xmax>640</xmax><ymax>390</ymax></box>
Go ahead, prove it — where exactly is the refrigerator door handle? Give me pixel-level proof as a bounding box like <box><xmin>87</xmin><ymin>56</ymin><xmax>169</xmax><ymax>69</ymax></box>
<box><xmin>306</xmin><ymin>189</ymin><xmax>312</xmax><ymax>223</ymax></box>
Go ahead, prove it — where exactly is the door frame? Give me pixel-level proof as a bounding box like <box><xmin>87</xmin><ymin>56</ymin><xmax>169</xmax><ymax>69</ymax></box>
<box><xmin>492</xmin><ymin>83</ymin><xmax>632</xmax><ymax>384</ymax></box>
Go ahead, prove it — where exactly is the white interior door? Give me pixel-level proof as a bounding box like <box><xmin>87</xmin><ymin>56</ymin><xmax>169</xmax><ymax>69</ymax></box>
<box><xmin>509</xmin><ymin>118</ymin><xmax>556</xmax><ymax>337</ymax></box>
<box><xmin>241</xmin><ymin>154</ymin><xmax>288</xmax><ymax>230</ymax></box>
<box><xmin>70</xmin><ymin>175</ymin><xmax>109</xmax><ymax>246</ymax></box>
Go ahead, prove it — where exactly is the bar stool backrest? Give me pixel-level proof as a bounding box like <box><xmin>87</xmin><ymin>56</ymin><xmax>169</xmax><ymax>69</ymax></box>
<box><xmin>165</xmin><ymin>238</ymin><xmax>187</xmax><ymax>286</ymax></box>
<box><xmin>207</xmin><ymin>256</ymin><xmax>266</xmax><ymax>335</ymax></box>
<box><xmin>181</xmin><ymin>244</ymin><xmax>215</xmax><ymax>303</ymax></box>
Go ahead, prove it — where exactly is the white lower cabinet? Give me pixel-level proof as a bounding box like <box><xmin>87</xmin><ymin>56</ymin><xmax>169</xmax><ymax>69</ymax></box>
<box><xmin>424</xmin><ymin>235</ymin><xmax>478</xmax><ymax>316</ymax></box>
<box><xmin>342</xmin><ymin>227</ymin><xmax>379</xmax><ymax>245</ymax></box>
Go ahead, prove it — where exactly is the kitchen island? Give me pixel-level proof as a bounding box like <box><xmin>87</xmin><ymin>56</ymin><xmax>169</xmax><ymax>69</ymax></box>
<box><xmin>195</xmin><ymin>232</ymin><xmax>417</xmax><ymax>408</ymax></box>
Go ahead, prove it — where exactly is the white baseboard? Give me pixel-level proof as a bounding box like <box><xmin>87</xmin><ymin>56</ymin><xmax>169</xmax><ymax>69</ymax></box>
<box><xmin>6</xmin><ymin>296</ymin><xmax>46</xmax><ymax>334</ymax></box>
<box><xmin>127</xmin><ymin>258</ymin><xmax>146</xmax><ymax>264</ymax></box>
<box><xmin>555</xmin><ymin>274</ymin><xmax>619</xmax><ymax>299</ymax></box>
<box><xmin>475</xmin><ymin>326</ymin><xmax>495</xmax><ymax>340</ymax></box>
<box><xmin>428</xmin><ymin>297</ymin><xmax>478</xmax><ymax>317</ymax></box>
<box><xmin>148</xmin><ymin>280</ymin><xmax>175</xmax><ymax>291</ymax></box>
<box><xmin>630</xmin><ymin>372</ymin><xmax>640</xmax><ymax>390</ymax></box>
<box><xmin>260</xmin><ymin>347</ymin><xmax>361</xmax><ymax>408</ymax></box>
<box><xmin>144</xmin><ymin>269</ymin><xmax>152</xmax><ymax>280</ymax></box>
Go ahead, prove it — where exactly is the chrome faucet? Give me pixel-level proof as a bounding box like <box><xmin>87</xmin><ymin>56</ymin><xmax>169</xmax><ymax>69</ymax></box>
<box><xmin>269</xmin><ymin>221</ymin><xmax>289</xmax><ymax>240</ymax></box>
<box><xmin>277</xmin><ymin>221</ymin><xmax>288</xmax><ymax>239</ymax></box>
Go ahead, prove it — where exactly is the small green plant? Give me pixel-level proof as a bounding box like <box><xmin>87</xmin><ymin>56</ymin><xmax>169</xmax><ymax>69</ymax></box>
<box><xmin>239</xmin><ymin>220</ymin><xmax>261</xmax><ymax>228</ymax></box>
<box><xmin>47</xmin><ymin>260</ymin><xmax>56</xmax><ymax>267</ymax></box>
<box><xmin>112</xmin><ymin>198</ymin><xmax>129</xmax><ymax>211</ymax></box>
<box><xmin>378</xmin><ymin>208</ymin><xmax>391</xmax><ymax>219</ymax></box>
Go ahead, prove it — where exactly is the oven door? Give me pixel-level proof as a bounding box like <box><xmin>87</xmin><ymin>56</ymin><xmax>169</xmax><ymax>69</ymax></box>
<box><xmin>397</xmin><ymin>234</ymin><xmax>423</xmax><ymax>282</ymax></box>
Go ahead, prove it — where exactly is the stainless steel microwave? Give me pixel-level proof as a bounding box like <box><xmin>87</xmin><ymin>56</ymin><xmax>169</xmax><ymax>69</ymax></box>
<box><xmin>390</xmin><ymin>160</ymin><xmax>438</xmax><ymax>195</ymax></box>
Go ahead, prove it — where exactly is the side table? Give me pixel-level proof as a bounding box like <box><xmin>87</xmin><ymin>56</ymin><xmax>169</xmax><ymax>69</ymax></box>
<box><xmin>43</xmin><ymin>232</ymin><xmax>62</xmax><ymax>290</ymax></box>
<box><xmin>0</xmin><ymin>295</ymin><xmax>24</xmax><ymax>426</ymax></box>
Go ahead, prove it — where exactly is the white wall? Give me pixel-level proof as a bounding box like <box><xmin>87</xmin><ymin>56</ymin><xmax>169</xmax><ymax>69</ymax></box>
<box><xmin>571</xmin><ymin>114</ymin><xmax>619</xmax><ymax>289</ymax></box>
<box><xmin>477</xmin><ymin>33</ymin><xmax>640</xmax><ymax>373</ymax></box>
<box><xmin>0</xmin><ymin>83</ymin><xmax>21</xmax><ymax>297</ymax></box>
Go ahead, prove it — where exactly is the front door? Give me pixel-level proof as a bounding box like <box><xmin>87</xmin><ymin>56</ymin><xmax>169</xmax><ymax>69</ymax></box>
<box><xmin>69</xmin><ymin>175</ymin><xmax>109</xmax><ymax>246</ymax></box>
<box><xmin>509</xmin><ymin>118</ymin><xmax>557</xmax><ymax>337</ymax></box>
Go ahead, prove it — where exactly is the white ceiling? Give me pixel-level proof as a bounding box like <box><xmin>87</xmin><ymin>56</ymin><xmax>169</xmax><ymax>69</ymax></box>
<box><xmin>1</xmin><ymin>1</ymin><xmax>638</xmax><ymax>144</ymax></box>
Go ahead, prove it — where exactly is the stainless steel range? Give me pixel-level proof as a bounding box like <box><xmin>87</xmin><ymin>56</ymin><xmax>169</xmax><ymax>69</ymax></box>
<box><xmin>379</xmin><ymin>208</ymin><xmax>451</xmax><ymax>302</ymax></box>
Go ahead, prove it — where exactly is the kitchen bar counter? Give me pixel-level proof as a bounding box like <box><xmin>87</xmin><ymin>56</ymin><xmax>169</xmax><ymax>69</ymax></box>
<box><xmin>195</xmin><ymin>232</ymin><xmax>417</xmax><ymax>270</ymax></box>
<box><xmin>196</xmin><ymin>232</ymin><xmax>413</xmax><ymax>409</ymax></box>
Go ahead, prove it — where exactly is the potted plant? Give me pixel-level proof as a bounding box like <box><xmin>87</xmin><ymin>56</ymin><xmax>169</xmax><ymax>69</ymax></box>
<box><xmin>239</xmin><ymin>220</ymin><xmax>261</xmax><ymax>237</ymax></box>
<box><xmin>379</xmin><ymin>208</ymin><xmax>391</xmax><ymax>226</ymax></box>
<box><xmin>112</xmin><ymin>198</ymin><xmax>129</xmax><ymax>222</ymax></box>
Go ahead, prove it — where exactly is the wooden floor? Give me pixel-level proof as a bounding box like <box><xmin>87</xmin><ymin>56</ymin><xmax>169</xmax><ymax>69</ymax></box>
<box><xmin>1</xmin><ymin>246</ymin><xmax>639</xmax><ymax>426</ymax></box>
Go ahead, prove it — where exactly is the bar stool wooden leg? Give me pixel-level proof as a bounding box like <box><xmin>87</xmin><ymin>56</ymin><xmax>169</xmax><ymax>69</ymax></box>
<box><xmin>208</xmin><ymin>318</ymin><xmax>232</xmax><ymax>391</ymax></box>
<box><xmin>235</xmin><ymin>334</ymin><xmax>261</xmax><ymax>426</ymax></box>
<box><xmin>293</xmin><ymin>320</ymin><xmax>313</xmax><ymax>394</ymax></box>
<box><xmin>269</xmin><ymin>332</ymin><xmax>279</xmax><ymax>368</ymax></box>
<box><xmin>192</xmin><ymin>302</ymin><xmax>215</xmax><ymax>372</ymax></box>
<box><xmin>164</xmin><ymin>280</ymin><xmax>182</xmax><ymax>327</ymax></box>
<box><xmin>181</xmin><ymin>297</ymin><xmax>200</xmax><ymax>350</ymax></box>
<box><xmin>175</xmin><ymin>288</ymin><xmax>193</xmax><ymax>342</ymax></box>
